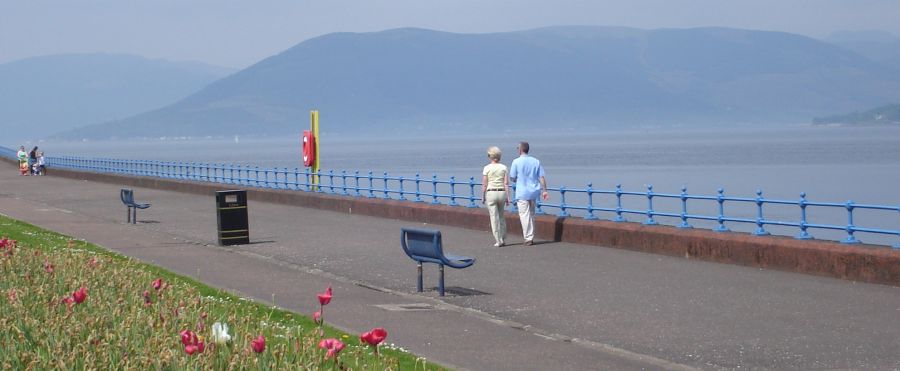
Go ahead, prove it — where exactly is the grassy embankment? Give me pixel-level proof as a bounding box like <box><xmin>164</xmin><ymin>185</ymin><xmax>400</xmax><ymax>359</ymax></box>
<box><xmin>0</xmin><ymin>214</ymin><xmax>444</xmax><ymax>370</ymax></box>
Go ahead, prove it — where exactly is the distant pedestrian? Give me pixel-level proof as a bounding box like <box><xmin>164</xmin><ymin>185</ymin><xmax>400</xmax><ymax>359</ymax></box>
<box><xmin>16</xmin><ymin>146</ymin><xmax>28</xmax><ymax>175</ymax></box>
<box><xmin>481</xmin><ymin>146</ymin><xmax>510</xmax><ymax>247</ymax></box>
<box><xmin>28</xmin><ymin>146</ymin><xmax>38</xmax><ymax>175</ymax></box>
<box><xmin>34</xmin><ymin>151</ymin><xmax>46</xmax><ymax>176</ymax></box>
<box><xmin>508</xmin><ymin>141</ymin><xmax>549</xmax><ymax>246</ymax></box>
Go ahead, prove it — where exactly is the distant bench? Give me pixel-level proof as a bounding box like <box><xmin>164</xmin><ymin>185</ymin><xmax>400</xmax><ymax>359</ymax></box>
<box><xmin>120</xmin><ymin>188</ymin><xmax>151</xmax><ymax>224</ymax></box>
<box><xmin>400</xmin><ymin>227</ymin><xmax>475</xmax><ymax>296</ymax></box>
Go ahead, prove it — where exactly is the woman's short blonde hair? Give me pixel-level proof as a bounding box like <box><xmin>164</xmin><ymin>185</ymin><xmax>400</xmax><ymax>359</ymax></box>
<box><xmin>486</xmin><ymin>146</ymin><xmax>502</xmax><ymax>161</ymax></box>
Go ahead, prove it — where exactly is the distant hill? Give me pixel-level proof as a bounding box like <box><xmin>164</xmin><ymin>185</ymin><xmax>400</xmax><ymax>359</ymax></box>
<box><xmin>0</xmin><ymin>53</ymin><xmax>233</xmax><ymax>141</ymax></box>
<box><xmin>61</xmin><ymin>26</ymin><xmax>900</xmax><ymax>139</ymax></box>
<box><xmin>825</xmin><ymin>30</ymin><xmax>900</xmax><ymax>70</ymax></box>
<box><xmin>813</xmin><ymin>103</ymin><xmax>900</xmax><ymax>125</ymax></box>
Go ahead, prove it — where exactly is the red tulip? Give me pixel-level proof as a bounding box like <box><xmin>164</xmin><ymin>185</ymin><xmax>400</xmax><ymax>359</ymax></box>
<box><xmin>313</xmin><ymin>310</ymin><xmax>322</xmax><ymax>324</ymax></box>
<box><xmin>180</xmin><ymin>329</ymin><xmax>205</xmax><ymax>355</ymax></box>
<box><xmin>318</xmin><ymin>338</ymin><xmax>345</xmax><ymax>358</ymax></box>
<box><xmin>61</xmin><ymin>296</ymin><xmax>75</xmax><ymax>309</ymax></box>
<box><xmin>7</xmin><ymin>289</ymin><xmax>17</xmax><ymax>303</ymax></box>
<box><xmin>360</xmin><ymin>327</ymin><xmax>388</xmax><ymax>347</ymax></box>
<box><xmin>184</xmin><ymin>344</ymin><xmax>199</xmax><ymax>355</ymax></box>
<box><xmin>88</xmin><ymin>257</ymin><xmax>98</xmax><ymax>267</ymax></box>
<box><xmin>152</xmin><ymin>278</ymin><xmax>163</xmax><ymax>290</ymax></box>
<box><xmin>143</xmin><ymin>290</ymin><xmax>152</xmax><ymax>306</ymax></box>
<box><xmin>251</xmin><ymin>335</ymin><xmax>266</xmax><ymax>353</ymax></box>
<box><xmin>181</xmin><ymin>330</ymin><xmax>197</xmax><ymax>346</ymax></box>
<box><xmin>72</xmin><ymin>287</ymin><xmax>87</xmax><ymax>304</ymax></box>
<box><xmin>317</xmin><ymin>287</ymin><xmax>333</xmax><ymax>306</ymax></box>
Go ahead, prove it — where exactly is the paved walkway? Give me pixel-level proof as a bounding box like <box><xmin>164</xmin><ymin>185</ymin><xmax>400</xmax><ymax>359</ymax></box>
<box><xmin>1</xmin><ymin>164</ymin><xmax>899</xmax><ymax>370</ymax></box>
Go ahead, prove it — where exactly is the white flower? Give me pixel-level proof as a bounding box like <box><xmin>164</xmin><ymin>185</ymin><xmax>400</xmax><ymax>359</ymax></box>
<box><xmin>211</xmin><ymin>322</ymin><xmax>232</xmax><ymax>344</ymax></box>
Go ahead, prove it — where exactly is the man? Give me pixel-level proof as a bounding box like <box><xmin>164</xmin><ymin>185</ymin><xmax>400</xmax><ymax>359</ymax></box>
<box><xmin>508</xmin><ymin>141</ymin><xmax>548</xmax><ymax>246</ymax></box>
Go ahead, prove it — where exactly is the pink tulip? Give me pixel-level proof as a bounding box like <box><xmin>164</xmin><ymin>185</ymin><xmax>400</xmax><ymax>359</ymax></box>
<box><xmin>88</xmin><ymin>257</ymin><xmax>98</xmax><ymax>267</ymax></box>
<box><xmin>360</xmin><ymin>327</ymin><xmax>388</xmax><ymax>347</ymax></box>
<box><xmin>7</xmin><ymin>289</ymin><xmax>17</xmax><ymax>303</ymax></box>
<box><xmin>61</xmin><ymin>296</ymin><xmax>75</xmax><ymax>309</ymax></box>
<box><xmin>318</xmin><ymin>338</ymin><xmax>345</xmax><ymax>358</ymax></box>
<box><xmin>313</xmin><ymin>310</ymin><xmax>322</xmax><ymax>324</ymax></box>
<box><xmin>251</xmin><ymin>335</ymin><xmax>266</xmax><ymax>353</ymax></box>
<box><xmin>152</xmin><ymin>278</ymin><xmax>163</xmax><ymax>290</ymax></box>
<box><xmin>44</xmin><ymin>261</ymin><xmax>54</xmax><ymax>274</ymax></box>
<box><xmin>72</xmin><ymin>287</ymin><xmax>87</xmax><ymax>304</ymax></box>
<box><xmin>317</xmin><ymin>287</ymin><xmax>333</xmax><ymax>306</ymax></box>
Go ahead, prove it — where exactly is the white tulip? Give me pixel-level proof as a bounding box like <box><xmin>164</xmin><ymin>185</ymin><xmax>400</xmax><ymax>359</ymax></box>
<box><xmin>211</xmin><ymin>322</ymin><xmax>232</xmax><ymax>344</ymax></box>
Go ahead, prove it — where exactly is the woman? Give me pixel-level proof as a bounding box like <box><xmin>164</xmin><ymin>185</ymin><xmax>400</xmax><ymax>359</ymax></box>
<box><xmin>17</xmin><ymin>146</ymin><xmax>28</xmax><ymax>175</ymax></box>
<box><xmin>482</xmin><ymin>146</ymin><xmax>510</xmax><ymax>247</ymax></box>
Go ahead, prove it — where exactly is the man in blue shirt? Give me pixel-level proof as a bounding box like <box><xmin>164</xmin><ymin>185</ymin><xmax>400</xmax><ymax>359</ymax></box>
<box><xmin>508</xmin><ymin>141</ymin><xmax>549</xmax><ymax>246</ymax></box>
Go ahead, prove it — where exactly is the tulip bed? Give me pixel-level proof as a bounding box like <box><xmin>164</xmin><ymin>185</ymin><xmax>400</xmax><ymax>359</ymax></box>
<box><xmin>0</xmin><ymin>215</ymin><xmax>444</xmax><ymax>370</ymax></box>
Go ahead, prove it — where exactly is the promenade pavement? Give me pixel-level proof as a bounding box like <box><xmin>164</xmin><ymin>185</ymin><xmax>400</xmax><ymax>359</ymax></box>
<box><xmin>1</xmin><ymin>163</ymin><xmax>899</xmax><ymax>370</ymax></box>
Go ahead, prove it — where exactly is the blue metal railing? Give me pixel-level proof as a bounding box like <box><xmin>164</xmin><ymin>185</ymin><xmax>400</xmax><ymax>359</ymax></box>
<box><xmin>1</xmin><ymin>146</ymin><xmax>897</xmax><ymax>248</ymax></box>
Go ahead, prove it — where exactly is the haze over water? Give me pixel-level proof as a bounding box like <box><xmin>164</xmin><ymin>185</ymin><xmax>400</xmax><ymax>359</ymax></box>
<box><xmin>38</xmin><ymin>125</ymin><xmax>900</xmax><ymax>245</ymax></box>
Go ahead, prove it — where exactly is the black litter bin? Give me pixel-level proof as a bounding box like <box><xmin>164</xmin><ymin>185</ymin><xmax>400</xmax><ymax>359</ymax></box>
<box><xmin>216</xmin><ymin>190</ymin><xmax>249</xmax><ymax>245</ymax></box>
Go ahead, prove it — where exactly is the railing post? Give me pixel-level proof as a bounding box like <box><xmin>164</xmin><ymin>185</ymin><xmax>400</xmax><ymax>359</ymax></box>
<box><xmin>328</xmin><ymin>170</ymin><xmax>336</xmax><ymax>194</ymax></box>
<box><xmin>895</xmin><ymin>206</ymin><xmax>900</xmax><ymax>249</ymax></box>
<box><xmin>714</xmin><ymin>188</ymin><xmax>730</xmax><ymax>232</ymax></box>
<box><xmin>382</xmin><ymin>172</ymin><xmax>390</xmax><ymax>199</ymax></box>
<box><xmin>558</xmin><ymin>186</ymin><xmax>569</xmax><ymax>217</ymax></box>
<box><xmin>842</xmin><ymin>200</ymin><xmax>860</xmax><ymax>244</ymax></box>
<box><xmin>367</xmin><ymin>171</ymin><xmax>375</xmax><ymax>198</ymax></box>
<box><xmin>796</xmin><ymin>192</ymin><xmax>813</xmax><ymax>240</ymax></box>
<box><xmin>414</xmin><ymin>173</ymin><xmax>423</xmax><ymax>202</ymax></box>
<box><xmin>584</xmin><ymin>183</ymin><xmax>598</xmax><ymax>220</ymax></box>
<box><xmin>354</xmin><ymin>171</ymin><xmax>361</xmax><ymax>197</ymax></box>
<box><xmin>398</xmin><ymin>176</ymin><xmax>407</xmax><ymax>201</ymax></box>
<box><xmin>679</xmin><ymin>186</ymin><xmax>692</xmax><ymax>229</ymax></box>
<box><xmin>448</xmin><ymin>176</ymin><xmax>458</xmax><ymax>206</ymax></box>
<box><xmin>753</xmin><ymin>190</ymin><xmax>770</xmax><ymax>236</ymax></box>
<box><xmin>614</xmin><ymin>184</ymin><xmax>626</xmax><ymax>222</ymax></box>
<box><xmin>643</xmin><ymin>185</ymin><xmax>657</xmax><ymax>225</ymax></box>
<box><xmin>264</xmin><ymin>168</ymin><xmax>270</xmax><ymax>188</ymax></box>
<box><xmin>341</xmin><ymin>170</ymin><xmax>349</xmax><ymax>195</ymax></box>
<box><xmin>467</xmin><ymin>177</ymin><xmax>478</xmax><ymax>208</ymax></box>
<box><xmin>431</xmin><ymin>174</ymin><xmax>440</xmax><ymax>204</ymax></box>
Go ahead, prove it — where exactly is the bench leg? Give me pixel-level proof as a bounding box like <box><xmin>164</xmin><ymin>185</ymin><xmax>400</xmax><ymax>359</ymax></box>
<box><xmin>126</xmin><ymin>207</ymin><xmax>131</xmax><ymax>223</ymax></box>
<box><xmin>132</xmin><ymin>207</ymin><xmax>137</xmax><ymax>224</ymax></box>
<box><xmin>439</xmin><ymin>264</ymin><xmax>445</xmax><ymax>297</ymax></box>
<box><xmin>417</xmin><ymin>262</ymin><xmax>423</xmax><ymax>293</ymax></box>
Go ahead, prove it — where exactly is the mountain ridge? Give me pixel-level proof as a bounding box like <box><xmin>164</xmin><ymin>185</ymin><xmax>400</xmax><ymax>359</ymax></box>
<box><xmin>59</xmin><ymin>26</ymin><xmax>900</xmax><ymax>139</ymax></box>
<box><xmin>0</xmin><ymin>53</ymin><xmax>234</xmax><ymax>141</ymax></box>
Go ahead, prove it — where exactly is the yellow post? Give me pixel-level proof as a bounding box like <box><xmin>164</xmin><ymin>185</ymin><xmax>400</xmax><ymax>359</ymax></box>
<box><xmin>311</xmin><ymin>110</ymin><xmax>320</xmax><ymax>190</ymax></box>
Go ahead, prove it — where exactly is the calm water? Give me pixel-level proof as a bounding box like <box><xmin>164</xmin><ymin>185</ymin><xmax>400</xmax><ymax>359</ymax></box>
<box><xmin>27</xmin><ymin>125</ymin><xmax>900</xmax><ymax>245</ymax></box>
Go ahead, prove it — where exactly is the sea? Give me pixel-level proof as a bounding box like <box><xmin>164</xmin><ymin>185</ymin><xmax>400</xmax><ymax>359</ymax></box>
<box><xmin>25</xmin><ymin>125</ymin><xmax>900</xmax><ymax>246</ymax></box>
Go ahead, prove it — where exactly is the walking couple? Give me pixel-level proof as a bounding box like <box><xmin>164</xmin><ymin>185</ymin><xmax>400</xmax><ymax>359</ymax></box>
<box><xmin>481</xmin><ymin>141</ymin><xmax>549</xmax><ymax>247</ymax></box>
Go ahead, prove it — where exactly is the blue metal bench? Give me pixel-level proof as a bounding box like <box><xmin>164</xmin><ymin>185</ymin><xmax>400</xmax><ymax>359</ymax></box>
<box><xmin>120</xmin><ymin>188</ymin><xmax>151</xmax><ymax>224</ymax></box>
<box><xmin>400</xmin><ymin>227</ymin><xmax>475</xmax><ymax>296</ymax></box>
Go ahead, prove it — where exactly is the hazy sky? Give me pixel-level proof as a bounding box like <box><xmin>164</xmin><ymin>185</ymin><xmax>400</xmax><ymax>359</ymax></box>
<box><xmin>2</xmin><ymin>0</ymin><xmax>898</xmax><ymax>69</ymax></box>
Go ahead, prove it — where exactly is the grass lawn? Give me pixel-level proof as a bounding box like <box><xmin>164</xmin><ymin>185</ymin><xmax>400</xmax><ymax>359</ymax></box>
<box><xmin>0</xmin><ymin>214</ymin><xmax>445</xmax><ymax>370</ymax></box>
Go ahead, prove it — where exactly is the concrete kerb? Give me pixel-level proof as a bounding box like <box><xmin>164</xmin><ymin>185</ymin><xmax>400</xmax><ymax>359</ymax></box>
<box><xmin>28</xmin><ymin>161</ymin><xmax>900</xmax><ymax>287</ymax></box>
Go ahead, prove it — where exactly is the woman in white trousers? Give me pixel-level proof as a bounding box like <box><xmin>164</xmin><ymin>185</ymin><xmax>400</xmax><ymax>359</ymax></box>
<box><xmin>482</xmin><ymin>146</ymin><xmax>510</xmax><ymax>247</ymax></box>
